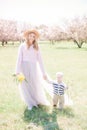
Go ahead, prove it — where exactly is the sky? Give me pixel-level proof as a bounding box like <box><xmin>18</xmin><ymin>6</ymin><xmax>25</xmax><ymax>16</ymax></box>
<box><xmin>0</xmin><ymin>0</ymin><xmax>87</xmax><ymax>25</ymax></box>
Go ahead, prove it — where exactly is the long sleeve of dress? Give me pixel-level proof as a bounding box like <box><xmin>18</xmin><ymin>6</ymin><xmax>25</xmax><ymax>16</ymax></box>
<box><xmin>37</xmin><ymin>48</ymin><xmax>46</xmax><ymax>76</ymax></box>
<box><xmin>15</xmin><ymin>44</ymin><xmax>23</xmax><ymax>74</ymax></box>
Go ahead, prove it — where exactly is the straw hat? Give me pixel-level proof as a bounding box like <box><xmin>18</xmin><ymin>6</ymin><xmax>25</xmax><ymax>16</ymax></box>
<box><xmin>24</xmin><ymin>29</ymin><xmax>40</xmax><ymax>39</ymax></box>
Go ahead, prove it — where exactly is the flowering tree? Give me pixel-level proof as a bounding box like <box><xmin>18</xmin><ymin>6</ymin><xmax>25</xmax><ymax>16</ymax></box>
<box><xmin>41</xmin><ymin>25</ymin><xmax>66</xmax><ymax>43</ymax></box>
<box><xmin>37</xmin><ymin>16</ymin><xmax>87</xmax><ymax>48</ymax></box>
<box><xmin>66</xmin><ymin>16</ymin><xmax>87</xmax><ymax>48</ymax></box>
<box><xmin>0</xmin><ymin>16</ymin><xmax>87</xmax><ymax>48</ymax></box>
<box><xmin>0</xmin><ymin>19</ymin><xmax>18</xmax><ymax>45</ymax></box>
<box><xmin>0</xmin><ymin>19</ymin><xmax>32</xmax><ymax>46</ymax></box>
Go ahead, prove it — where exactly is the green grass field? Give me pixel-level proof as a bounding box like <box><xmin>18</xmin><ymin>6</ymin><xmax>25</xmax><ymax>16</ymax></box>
<box><xmin>0</xmin><ymin>41</ymin><xmax>87</xmax><ymax>130</ymax></box>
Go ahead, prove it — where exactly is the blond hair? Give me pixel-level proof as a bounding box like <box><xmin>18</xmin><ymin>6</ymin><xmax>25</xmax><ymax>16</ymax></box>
<box><xmin>56</xmin><ymin>72</ymin><xmax>63</xmax><ymax>77</ymax></box>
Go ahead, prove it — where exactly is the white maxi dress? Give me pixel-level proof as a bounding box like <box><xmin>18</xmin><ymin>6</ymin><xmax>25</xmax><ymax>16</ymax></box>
<box><xmin>15</xmin><ymin>43</ymin><xmax>50</xmax><ymax>108</ymax></box>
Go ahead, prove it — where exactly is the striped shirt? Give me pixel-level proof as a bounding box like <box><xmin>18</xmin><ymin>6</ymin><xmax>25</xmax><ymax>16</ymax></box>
<box><xmin>46</xmin><ymin>78</ymin><xmax>67</xmax><ymax>96</ymax></box>
<box><xmin>53</xmin><ymin>82</ymin><xmax>66</xmax><ymax>95</ymax></box>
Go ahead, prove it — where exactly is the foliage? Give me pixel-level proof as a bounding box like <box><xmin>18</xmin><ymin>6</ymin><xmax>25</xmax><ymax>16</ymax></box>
<box><xmin>0</xmin><ymin>16</ymin><xmax>87</xmax><ymax>48</ymax></box>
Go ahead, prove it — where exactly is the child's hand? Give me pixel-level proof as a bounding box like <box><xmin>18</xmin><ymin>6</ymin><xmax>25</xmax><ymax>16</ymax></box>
<box><xmin>66</xmin><ymin>86</ymin><xmax>69</xmax><ymax>89</ymax></box>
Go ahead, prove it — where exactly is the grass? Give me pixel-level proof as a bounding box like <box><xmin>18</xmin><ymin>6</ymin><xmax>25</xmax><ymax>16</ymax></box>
<box><xmin>0</xmin><ymin>41</ymin><xmax>87</xmax><ymax>130</ymax></box>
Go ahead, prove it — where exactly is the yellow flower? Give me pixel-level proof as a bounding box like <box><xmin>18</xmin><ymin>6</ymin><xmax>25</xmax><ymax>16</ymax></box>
<box><xmin>17</xmin><ymin>73</ymin><xmax>25</xmax><ymax>82</ymax></box>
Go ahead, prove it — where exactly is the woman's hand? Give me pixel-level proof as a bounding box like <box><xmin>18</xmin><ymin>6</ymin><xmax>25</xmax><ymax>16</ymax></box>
<box><xmin>43</xmin><ymin>75</ymin><xmax>47</xmax><ymax>80</ymax></box>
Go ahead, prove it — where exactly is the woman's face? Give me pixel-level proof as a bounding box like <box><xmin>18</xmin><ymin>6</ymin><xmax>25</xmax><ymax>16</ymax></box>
<box><xmin>28</xmin><ymin>33</ymin><xmax>36</xmax><ymax>44</ymax></box>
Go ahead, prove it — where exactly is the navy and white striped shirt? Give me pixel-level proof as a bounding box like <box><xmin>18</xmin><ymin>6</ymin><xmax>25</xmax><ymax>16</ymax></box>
<box><xmin>53</xmin><ymin>82</ymin><xmax>66</xmax><ymax>95</ymax></box>
<box><xmin>46</xmin><ymin>78</ymin><xmax>67</xmax><ymax>96</ymax></box>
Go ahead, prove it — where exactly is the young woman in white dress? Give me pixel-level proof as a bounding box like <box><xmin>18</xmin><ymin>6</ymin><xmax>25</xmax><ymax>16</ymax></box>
<box><xmin>15</xmin><ymin>30</ymin><xmax>50</xmax><ymax>110</ymax></box>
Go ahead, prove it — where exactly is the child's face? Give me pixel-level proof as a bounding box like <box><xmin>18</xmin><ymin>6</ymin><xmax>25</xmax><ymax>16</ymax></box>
<box><xmin>57</xmin><ymin>75</ymin><xmax>63</xmax><ymax>82</ymax></box>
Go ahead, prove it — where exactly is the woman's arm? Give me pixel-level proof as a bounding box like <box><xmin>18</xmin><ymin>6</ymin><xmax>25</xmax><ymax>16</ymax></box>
<box><xmin>37</xmin><ymin>47</ymin><xmax>46</xmax><ymax>77</ymax></box>
<box><xmin>15</xmin><ymin>44</ymin><xmax>23</xmax><ymax>74</ymax></box>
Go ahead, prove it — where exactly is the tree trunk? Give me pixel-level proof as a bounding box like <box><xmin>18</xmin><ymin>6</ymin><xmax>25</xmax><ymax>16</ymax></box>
<box><xmin>5</xmin><ymin>41</ymin><xmax>7</xmax><ymax>44</ymax></box>
<box><xmin>51</xmin><ymin>40</ymin><xmax>55</xmax><ymax>44</ymax></box>
<box><xmin>73</xmin><ymin>39</ymin><xmax>82</xmax><ymax>48</ymax></box>
<box><xmin>12</xmin><ymin>42</ymin><xmax>14</xmax><ymax>45</ymax></box>
<box><xmin>80</xmin><ymin>41</ymin><xmax>84</xmax><ymax>47</ymax></box>
<box><xmin>2</xmin><ymin>40</ymin><xmax>4</xmax><ymax>46</ymax></box>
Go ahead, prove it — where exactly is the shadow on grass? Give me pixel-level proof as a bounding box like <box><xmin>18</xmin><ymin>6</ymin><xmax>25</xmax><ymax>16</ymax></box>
<box><xmin>55</xmin><ymin>47</ymin><xmax>74</xmax><ymax>50</ymax></box>
<box><xmin>55</xmin><ymin>46</ymin><xmax>87</xmax><ymax>51</ymax></box>
<box><xmin>23</xmin><ymin>105</ymin><xmax>74</xmax><ymax>130</ymax></box>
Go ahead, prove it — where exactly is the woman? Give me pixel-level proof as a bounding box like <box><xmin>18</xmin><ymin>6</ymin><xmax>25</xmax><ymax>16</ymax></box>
<box><xmin>15</xmin><ymin>30</ymin><xmax>50</xmax><ymax>110</ymax></box>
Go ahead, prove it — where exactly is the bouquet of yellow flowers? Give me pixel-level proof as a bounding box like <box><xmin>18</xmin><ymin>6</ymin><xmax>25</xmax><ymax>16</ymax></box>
<box><xmin>13</xmin><ymin>73</ymin><xmax>27</xmax><ymax>83</ymax></box>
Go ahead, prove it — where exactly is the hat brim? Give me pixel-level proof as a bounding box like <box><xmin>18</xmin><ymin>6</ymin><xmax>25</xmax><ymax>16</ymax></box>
<box><xmin>24</xmin><ymin>30</ymin><xmax>40</xmax><ymax>39</ymax></box>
